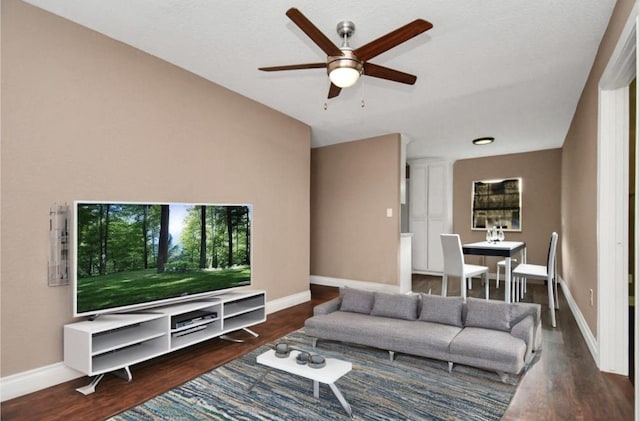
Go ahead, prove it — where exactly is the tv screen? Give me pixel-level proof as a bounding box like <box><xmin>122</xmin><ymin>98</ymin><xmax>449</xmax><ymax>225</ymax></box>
<box><xmin>74</xmin><ymin>201</ymin><xmax>252</xmax><ymax>317</ymax></box>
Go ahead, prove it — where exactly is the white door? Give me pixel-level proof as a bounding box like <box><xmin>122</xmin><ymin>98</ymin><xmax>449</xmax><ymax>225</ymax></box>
<box><xmin>409</xmin><ymin>159</ymin><xmax>452</xmax><ymax>274</ymax></box>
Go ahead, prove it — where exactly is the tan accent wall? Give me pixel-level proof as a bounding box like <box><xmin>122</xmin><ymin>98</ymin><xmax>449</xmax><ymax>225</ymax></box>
<box><xmin>561</xmin><ymin>0</ymin><xmax>636</xmax><ymax>336</ymax></box>
<box><xmin>1</xmin><ymin>0</ymin><xmax>310</xmax><ymax>376</ymax></box>
<box><xmin>453</xmin><ymin>149</ymin><xmax>562</xmax><ymax>270</ymax></box>
<box><xmin>311</xmin><ymin>134</ymin><xmax>400</xmax><ymax>285</ymax></box>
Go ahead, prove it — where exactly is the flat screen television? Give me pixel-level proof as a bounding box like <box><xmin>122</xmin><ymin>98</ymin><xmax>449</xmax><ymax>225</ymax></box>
<box><xmin>74</xmin><ymin>201</ymin><xmax>252</xmax><ymax>317</ymax></box>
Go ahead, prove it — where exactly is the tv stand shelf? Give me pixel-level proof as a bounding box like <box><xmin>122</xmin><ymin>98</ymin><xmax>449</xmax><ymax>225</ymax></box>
<box><xmin>64</xmin><ymin>290</ymin><xmax>266</xmax><ymax>395</ymax></box>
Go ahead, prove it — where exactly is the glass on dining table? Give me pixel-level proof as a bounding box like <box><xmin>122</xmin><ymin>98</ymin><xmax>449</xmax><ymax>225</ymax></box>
<box><xmin>486</xmin><ymin>226</ymin><xmax>498</xmax><ymax>243</ymax></box>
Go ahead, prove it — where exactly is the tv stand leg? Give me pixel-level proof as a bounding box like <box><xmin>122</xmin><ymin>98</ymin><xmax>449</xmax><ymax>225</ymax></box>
<box><xmin>220</xmin><ymin>328</ymin><xmax>259</xmax><ymax>343</ymax></box>
<box><xmin>112</xmin><ymin>366</ymin><xmax>133</xmax><ymax>382</ymax></box>
<box><xmin>242</xmin><ymin>327</ymin><xmax>259</xmax><ymax>338</ymax></box>
<box><xmin>76</xmin><ymin>366</ymin><xmax>132</xmax><ymax>395</ymax></box>
<box><xmin>76</xmin><ymin>374</ymin><xmax>104</xmax><ymax>395</ymax></box>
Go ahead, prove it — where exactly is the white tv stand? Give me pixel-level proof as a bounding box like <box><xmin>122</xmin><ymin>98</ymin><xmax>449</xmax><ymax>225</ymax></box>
<box><xmin>64</xmin><ymin>290</ymin><xmax>266</xmax><ymax>395</ymax></box>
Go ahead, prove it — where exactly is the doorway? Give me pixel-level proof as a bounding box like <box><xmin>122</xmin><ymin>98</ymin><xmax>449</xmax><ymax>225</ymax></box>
<box><xmin>597</xmin><ymin>5</ymin><xmax>638</xmax><ymax>417</ymax></box>
<box><xmin>630</xmin><ymin>78</ymin><xmax>636</xmax><ymax>385</ymax></box>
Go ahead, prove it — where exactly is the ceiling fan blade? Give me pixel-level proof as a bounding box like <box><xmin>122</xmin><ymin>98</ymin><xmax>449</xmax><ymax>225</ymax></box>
<box><xmin>363</xmin><ymin>62</ymin><xmax>417</xmax><ymax>85</ymax></box>
<box><xmin>286</xmin><ymin>8</ymin><xmax>343</xmax><ymax>57</ymax></box>
<box><xmin>259</xmin><ymin>63</ymin><xmax>327</xmax><ymax>71</ymax></box>
<box><xmin>354</xmin><ymin>19</ymin><xmax>433</xmax><ymax>62</ymax></box>
<box><xmin>328</xmin><ymin>83</ymin><xmax>342</xmax><ymax>98</ymax></box>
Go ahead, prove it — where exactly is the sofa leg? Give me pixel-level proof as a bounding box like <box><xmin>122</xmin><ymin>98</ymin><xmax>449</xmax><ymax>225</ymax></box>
<box><xmin>311</xmin><ymin>338</ymin><xmax>318</xmax><ymax>348</ymax></box>
<box><xmin>448</xmin><ymin>362</ymin><xmax>453</xmax><ymax>373</ymax></box>
<box><xmin>496</xmin><ymin>371</ymin><xmax>508</xmax><ymax>383</ymax></box>
<box><xmin>388</xmin><ymin>351</ymin><xmax>395</xmax><ymax>361</ymax></box>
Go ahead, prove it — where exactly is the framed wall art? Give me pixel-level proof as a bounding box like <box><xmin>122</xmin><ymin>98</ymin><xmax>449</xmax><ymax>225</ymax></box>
<box><xmin>471</xmin><ymin>178</ymin><xmax>522</xmax><ymax>231</ymax></box>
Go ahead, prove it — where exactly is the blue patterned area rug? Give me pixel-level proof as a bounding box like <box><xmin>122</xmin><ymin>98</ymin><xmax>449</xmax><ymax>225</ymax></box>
<box><xmin>110</xmin><ymin>329</ymin><xmax>522</xmax><ymax>420</ymax></box>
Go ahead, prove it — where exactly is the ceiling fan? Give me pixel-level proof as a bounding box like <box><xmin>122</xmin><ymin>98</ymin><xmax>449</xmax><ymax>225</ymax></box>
<box><xmin>259</xmin><ymin>8</ymin><xmax>433</xmax><ymax>99</ymax></box>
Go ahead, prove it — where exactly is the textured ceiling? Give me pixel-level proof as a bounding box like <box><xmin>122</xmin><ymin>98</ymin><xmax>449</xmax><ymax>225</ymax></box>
<box><xmin>23</xmin><ymin>0</ymin><xmax>616</xmax><ymax>160</ymax></box>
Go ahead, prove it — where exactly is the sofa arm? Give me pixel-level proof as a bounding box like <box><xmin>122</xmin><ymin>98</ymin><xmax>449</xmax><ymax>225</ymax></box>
<box><xmin>313</xmin><ymin>297</ymin><xmax>342</xmax><ymax>316</ymax></box>
<box><xmin>510</xmin><ymin>315</ymin><xmax>535</xmax><ymax>357</ymax></box>
<box><xmin>511</xmin><ymin>302</ymin><xmax>541</xmax><ymax>328</ymax></box>
<box><xmin>511</xmin><ymin>302</ymin><xmax>542</xmax><ymax>351</ymax></box>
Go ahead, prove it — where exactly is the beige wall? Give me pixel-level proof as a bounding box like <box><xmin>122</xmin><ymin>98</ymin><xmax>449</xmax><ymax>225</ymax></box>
<box><xmin>453</xmin><ymin>149</ymin><xmax>562</xmax><ymax>270</ymax></box>
<box><xmin>561</xmin><ymin>0</ymin><xmax>636</xmax><ymax>336</ymax></box>
<box><xmin>1</xmin><ymin>0</ymin><xmax>310</xmax><ymax>376</ymax></box>
<box><xmin>311</xmin><ymin>134</ymin><xmax>400</xmax><ymax>285</ymax></box>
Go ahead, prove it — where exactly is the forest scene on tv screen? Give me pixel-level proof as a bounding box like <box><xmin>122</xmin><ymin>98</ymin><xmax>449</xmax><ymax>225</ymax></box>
<box><xmin>76</xmin><ymin>203</ymin><xmax>251</xmax><ymax>314</ymax></box>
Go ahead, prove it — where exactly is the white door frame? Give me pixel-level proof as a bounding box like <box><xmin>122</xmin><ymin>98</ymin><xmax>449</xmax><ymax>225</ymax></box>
<box><xmin>596</xmin><ymin>4</ymin><xmax>638</xmax><ymax>418</ymax></box>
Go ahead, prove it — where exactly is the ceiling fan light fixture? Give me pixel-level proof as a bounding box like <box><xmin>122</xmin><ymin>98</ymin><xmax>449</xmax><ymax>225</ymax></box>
<box><xmin>329</xmin><ymin>67</ymin><xmax>361</xmax><ymax>88</ymax></box>
<box><xmin>327</xmin><ymin>50</ymin><xmax>363</xmax><ymax>88</ymax></box>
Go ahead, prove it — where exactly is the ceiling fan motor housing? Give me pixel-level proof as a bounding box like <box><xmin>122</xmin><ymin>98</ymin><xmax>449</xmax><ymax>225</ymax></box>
<box><xmin>327</xmin><ymin>49</ymin><xmax>364</xmax><ymax>77</ymax></box>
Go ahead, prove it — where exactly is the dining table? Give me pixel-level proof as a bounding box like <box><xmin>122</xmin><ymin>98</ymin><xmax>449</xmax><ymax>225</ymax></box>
<box><xmin>462</xmin><ymin>241</ymin><xmax>526</xmax><ymax>303</ymax></box>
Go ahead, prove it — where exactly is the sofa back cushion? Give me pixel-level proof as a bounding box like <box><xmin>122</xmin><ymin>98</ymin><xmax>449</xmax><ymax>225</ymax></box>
<box><xmin>370</xmin><ymin>292</ymin><xmax>419</xmax><ymax>320</ymax></box>
<box><xmin>419</xmin><ymin>294</ymin><xmax>464</xmax><ymax>327</ymax></box>
<box><xmin>464</xmin><ymin>297</ymin><xmax>512</xmax><ymax>332</ymax></box>
<box><xmin>339</xmin><ymin>288</ymin><xmax>375</xmax><ymax>314</ymax></box>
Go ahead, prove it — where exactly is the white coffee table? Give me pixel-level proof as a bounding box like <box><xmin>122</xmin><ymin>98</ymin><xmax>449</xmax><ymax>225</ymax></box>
<box><xmin>249</xmin><ymin>349</ymin><xmax>353</xmax><ymax>417</ymax></box>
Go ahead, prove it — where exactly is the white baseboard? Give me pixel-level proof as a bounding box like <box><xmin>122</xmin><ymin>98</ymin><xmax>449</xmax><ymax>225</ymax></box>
<box><xmin>559</xmin><ymin>276</ymin><xmax>599</xmax><ymax>365</ymax></box>
<box><xmin>411</xmin><ymin>270</ymin><xmax>442</xmax><ymax>277</ymax></box>
<box><xmin>265</xmin><ymin>290</ymin><xmax>310</xmax><ymax>314</ymax></box>
<box><xmin>0</xmin><ymin>362</ymin><xmax>84</xmax><ymax>402</ymax></box>
<box><xmin>1</xmin><ymin>290</ymin><xmax>311</xmax><ymax>402</ymax></box>
<box><xmin>310</xmin><ymin>275</ymin><xmax>402</xmax><ymax>293</ymax></box>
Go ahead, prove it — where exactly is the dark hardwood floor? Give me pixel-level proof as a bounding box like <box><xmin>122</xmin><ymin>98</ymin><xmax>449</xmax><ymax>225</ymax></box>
<box><xmin>1</xmin><ymin>280</ymin><xmax>635</xmax><ymax>420</ymax></box>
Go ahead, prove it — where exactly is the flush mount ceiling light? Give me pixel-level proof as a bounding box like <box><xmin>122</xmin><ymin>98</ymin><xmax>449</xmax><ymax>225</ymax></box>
<box><xmin>259</xmin><ymin>8</ymin><xmax>433</xmax><ymax>99</ymax></box>
<box><xmin>472</xmin><ymin>137</ymin><xmax>495</xmax><ymax>145</ymax></box>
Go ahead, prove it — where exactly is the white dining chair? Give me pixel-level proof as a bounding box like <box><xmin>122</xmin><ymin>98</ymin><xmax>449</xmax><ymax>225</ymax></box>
<box><xmin>512</xmin><ymin>232</ymin><xmax>559</xmax><ymax>327</ymax></box>
<box><xmin>440</xmin><ymin>234</ymin><xmax>489</xmax><ymax>301</ymax></box>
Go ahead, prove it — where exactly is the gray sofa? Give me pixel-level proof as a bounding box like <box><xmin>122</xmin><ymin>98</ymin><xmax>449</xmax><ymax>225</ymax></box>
<box><xmin>304</xmin><ymin>288</ymin><xmax>542</xmax><ymax>381</ymax></box>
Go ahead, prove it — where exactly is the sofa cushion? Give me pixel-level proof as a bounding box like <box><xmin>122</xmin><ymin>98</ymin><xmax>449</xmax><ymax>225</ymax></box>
<box><xmin>339</xmin><ymin>288</ymin><xmax>375</xmax><ymax>314</ymax></box>
<box><xmin>464</xmin><ymin>297</ymin><xmax>512</xmax><ymax>332</ymax></box>
<box><xmin>419</xmin><ymin>294</ymin><xmax>464</xmax><ymax>327</ymax></box>
<box><xmin>449</xmin><ymin>327</ymin><xmax>527</xmax><ymax>374</ymax></box>
<box><xmin>387</xmin><ymin>320</ymin><xmax>462</xmax><ymax>359</ymax></box>
<box><xmin>370</xmin><ymin>292</ymin><xmax>419</xmax><ymax>320</ymax></box>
